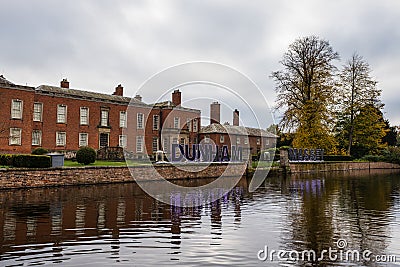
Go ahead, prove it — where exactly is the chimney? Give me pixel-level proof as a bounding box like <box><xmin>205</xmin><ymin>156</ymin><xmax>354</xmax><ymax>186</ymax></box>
<box><xmin>210</xmin><ymin>101</ymin><xmax>221</xmax><ymax>125</ymax></box>
<box><xmin>113</xmin><ymin>84</ymin><xmax>124</xmax><ymax>96</ymax></box>
<box><xmin>233</xmin><ymin>109</ymin><xmax>239</xmax><ymax>126</ymax></box>
<box><xmin>134</xmin><ymin>94</ymin><xmax>142</xmax><ymax>102</ymax></box>
<box><xmin>172</xmin><ymin>89</ymin><xmax>181</xmax><ymax>106</ymax></box>
<box><xmin>60</xmin><ymin>78</ymin><xmax>69</xmax><ymax>88</ymax></box>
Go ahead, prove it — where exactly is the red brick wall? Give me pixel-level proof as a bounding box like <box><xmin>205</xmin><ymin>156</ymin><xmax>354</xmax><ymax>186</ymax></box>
<box><xmin>0</xmin><ymin>85</ymin><xmax>35</xmax><ymax>154</ymax></box>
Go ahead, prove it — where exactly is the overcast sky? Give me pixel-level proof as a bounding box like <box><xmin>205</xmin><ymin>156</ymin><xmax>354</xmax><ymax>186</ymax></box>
<box><xmin>1</xmin><ymin>0</ymin><xmax>399</xmax><ymax>128</ymax></box>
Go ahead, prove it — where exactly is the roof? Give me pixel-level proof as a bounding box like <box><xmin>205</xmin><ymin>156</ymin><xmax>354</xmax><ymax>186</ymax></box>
<box><xmin>200</xmin><ymin>123</ymin><xmax>278</xmax><ymax>138</ymax></box>
<box><xmin>150</xmin><ymin>100</ymin><xmax>201</xmax><ymax>113</ymax></box>
<box><xmin>35</xmin><ymin>85</ymin><xmax>146</xmax><ymax>106</ymax></box>
<box><xmin>0</xmin><ymin>75</ymin><xmax>15</xmax><ymax>86</ymax></box>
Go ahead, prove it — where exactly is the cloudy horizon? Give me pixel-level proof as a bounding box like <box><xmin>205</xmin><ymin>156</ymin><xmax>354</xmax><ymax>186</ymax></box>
<box><xmin>1</xmin><ymin>0</ymin><xmax>399</xmax><ymax>128</ymax></box>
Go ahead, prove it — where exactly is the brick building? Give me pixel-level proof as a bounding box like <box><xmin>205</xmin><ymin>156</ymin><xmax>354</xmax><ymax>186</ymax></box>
<box><xmin>199</xmin><ymin>102</ymin><xmax>277</xmax><ymax>160</ymax></box>
<box><xmin>0</xmin><ymin>76</ymin><xmax>200</xmax><ymax>159</ymax></box>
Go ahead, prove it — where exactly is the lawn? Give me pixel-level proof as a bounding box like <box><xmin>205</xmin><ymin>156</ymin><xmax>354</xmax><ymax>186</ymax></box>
<box><xmin>63</xmin><ymin>160</ymin><xmax>151</xmax><ymax>167</ymax></box>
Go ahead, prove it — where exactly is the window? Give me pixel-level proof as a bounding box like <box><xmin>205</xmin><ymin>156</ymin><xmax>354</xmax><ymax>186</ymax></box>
<box><xmin>136</xmin><ymin>136</ymin><xmax>144</xmax><ymax>153</ymax></box>
<box><xmin>33</xmin><ymin>103</ymin><xmax>43</xmax><ymax>122</ymax></box>
<box><xmin>137</xmin><ymin>113</ymin><xmax>144</xmax><ymax>129</ymax></box>
<box><xmin>153</xmin><ymin>115</ymin><xmax>159</xmax><ymax>130</ymax></box>
<box><xmin>257</xmin><ymin>138</ymin><xmax>261</xmax><ymax>145</ymax></box>
<box><xmin>237</xmin><ymin>137</ymin><xmax>241</xmax><ymax>144</ymax></box>
<box><xmin>32</xmin><ymin>130</ymin><xmax>42</xmax><ymax>146</ymax></box>
<box><xmin>193</xmin><ymin>119</ymin><xmax>198</xmax><ymax>132</ymax></box>
<box><xmin>120</xmin><ymin>111</ymin><xmax>127</xmax><ymax>128</ymax></box>
<box><xmin>100</xmin><ymin>110</ymin><xmax>109</xmax><ymax>127</ymax></box>
<box><xmin>9</xmin><ymin>128</ymin><xmax>22</xmax><ymax>145</ymax></box>
<box><xmin>172</xmin><ymin>137</ymin><xmax>178</xmax><ymax>145</ymax></box>
<box><xmin>56</xmin><ymin>132</ymin><xmax>66</xmax><ymax>146</ymax></box>
<box><xmin>180</xmin><ymin>138</ymin><xmax>185</xmax><ymax>145</ymax></box>
<box><xmin>174</xmin><ymin>117</ymin><xmax>180</xmax><ymax>129</ymax></box>
<box><xmin>119</xmin><ymin>135</ymin><xmax>127</xmax><ymax>148</ymax></box>
<box><xmin>187</xmin><ymin>119</ymin><xmax>191</xmax><ymax>131</ymax></box>
<box><xmin>244</xmin><ymin>137</ymin><xmax>249</xmax><ymax>145</ymax></box>
<box><xmin>163</xmin><ymin>138</ymin><xmax>169</xmax><ymax>152</ymax></box>
<box><xmin>152</xmin><ymin>137</ymin><xmax>159</xmax><ymax>152</ymax></box>
<box><xmin>79</xmin><ymin>133</ymin><xmax>88</xmax><ymax>147</ymax></box>
<box><xmin>57</xmin><ymin>105</ymin><xmax>67</xmax><ymax>123</ymax></box>
<box><xmin>205</xmin><ymin>135</ymin><xmax>210</xmax><ymax>143</ymax></box>
<box><xmin>220</xmin><ymin>135</ymin><xmax>224</xmax><ymax>143</ymax></box>
<box><xmin>11</xmin><ymin>99</ymin><xmax>23</xmax><ymax>119</ymax></box>
<box><xmin>80</xmin><ymin>107</ymin><xmax>89</xmax><ymax>125</ymax></box>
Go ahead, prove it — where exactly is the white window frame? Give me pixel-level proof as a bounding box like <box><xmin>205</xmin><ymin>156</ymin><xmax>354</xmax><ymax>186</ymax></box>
<box><xmin>152</xmin><ymin>137</ymin><xmax>159</xmax><ymax>152</ymax></box>
<box><xmin>136</xmin><ymin>136</ymin><xmax>144</xmax><ymax>153</ymax></box>
<box><xmin>153</xmin><ymin>115</ymin><xmax>159</xmax><ymax>130</ymax></box>
<box><xmin>137</xmin><ymin>113</ymin><xmax>144</xmax><ymax>129</ymax></box>
<box><xmin>119</xmin><ymin>135</ymin><xmax>127</xmax><ymax>148</ymax></box>
<box><xmin>100</xmin><ymin>109</ymin><xmax>109</xmax><ymax>127</ymax></box>
<box><xmin>56</xmin><ymin>132</ymin><xmax>66</xmax><ymax>146</ymax></box>
<box><xmin>33</xmin><ymin>102</ymin><xmax>43</xmax><ymax>122</ymax></box>
<box><xmin>187</xmin><ymin>119</ymin><xmax>191</xmax><ymax>131</ymax></box>
<box><xmin>220</xmin><ymin>135</ymin><xmax>224</xmax><ymax>143</ymax></box>
<box><xmin>79</xmin><ymin>133</ymin><xmax>89</xmax><ymax>147</ymax></box>
<box><xmin>244</xmin><ymin>137</ymin><xmax>249</xmax><ymax>145</ymax></box>
<box><xmin>11</xmin><ymin>99</ymin><xmax>23</xmax><ymax>119</ymax></box>
<box><xmin>80</xmin><ymin>107</ymin><xmax>89</xmax><ymax>125</ymax></box>
<box><xmin>32</xmin><ymin>130</ymin><xmax>42</xmax><ymax>146</ymax></box>
<box><xmin>237</xmin><ymin>136</ymin><xmax>241</xmax><ymax>144</ymax></box>
<box><xmin>174</xmin><ymin>117</ymin><xmax>180</xmax><ymax>129</ymax></box>
<box><xmin>193</xmin><ymin>119</ymin><xmax>198</xmax><ymax>132</ymax></box>
<box><xmin>120</xmin><ymin>111</ymin><xmax>127</xmax><ymax>128</ymax></box>
<box><xmin>57</xmin><ymin>105</ymin><xmax>67</xmax><ymax>124</ymax></box>
<box><xmin>205</xmin><ymin>135</ymin><xmax>210</xmax><ymax>143</ymax></box>
<box><xmin>257</xmin><ymin>138</ymin><xmax>261</xmax><ymax>145</ymax></box>
<box><xmin>9</xmin><ymin>128</ymin><xmax>22</xmax><ymax>145</ymax></box>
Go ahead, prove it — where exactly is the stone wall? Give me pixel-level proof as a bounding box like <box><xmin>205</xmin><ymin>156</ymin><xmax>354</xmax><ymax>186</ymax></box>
<box><xmin>289</xmin><ymin>161</ymin><xmax>400</xmax><ymax>173</ymax></box>
<box><xmin>0</xmin><ymin>163</ymin><xmax>247</xmax><ymax>189</ymax></box>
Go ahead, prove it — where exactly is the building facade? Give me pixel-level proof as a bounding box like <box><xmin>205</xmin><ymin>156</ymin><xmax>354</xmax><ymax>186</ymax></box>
<box><xmin>0</xmin><ymin>76</ymin><xmax>200</xmax><ymax>159</ymax></box>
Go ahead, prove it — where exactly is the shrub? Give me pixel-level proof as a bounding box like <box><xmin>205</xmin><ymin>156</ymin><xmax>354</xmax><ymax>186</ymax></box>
<box><xmin>324</xmin><ymin>155</ymin><xmax>353</xmax><ymax>162</ymax></box>
<box><xmin>32</xmin><ymin>147</ymin><xmax>49</xmax><ymax>155</ymax></box>
<box><xmin>0</xmin><ymin>154</ymin><xmax>13</xmax><ymax>166</ymax></box>
<box><xmin>361</xmin><ymin>154</ymin><xmax>384</xmax><ymax>162</ymax></box>
<box><xmin>382</xmin><ymin>147</ymin><xmax>400</xmax><ymax>165</ymax></box>
<box><xmin>0</xmin><ymin>154</ymin><xmax>51</xmax><ymax>168</ymax></box>
<box><xmin>76</xmin><ymin>147</ymin><xmax>96</xmax><ymax>165</ymax></box>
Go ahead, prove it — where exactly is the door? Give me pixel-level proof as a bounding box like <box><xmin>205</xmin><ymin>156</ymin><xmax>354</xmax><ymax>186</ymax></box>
<box><xmin>99</xmin><ymin>133</ymin><xmax>109</xmax><ymax>148</ymax></box>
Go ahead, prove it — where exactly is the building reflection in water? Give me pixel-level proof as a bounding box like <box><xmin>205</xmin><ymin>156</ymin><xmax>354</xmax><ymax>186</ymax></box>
<box><xmin>0</xmin><ymin>177</ymin><xmax>248</xmax><ymax>260</ymax></box>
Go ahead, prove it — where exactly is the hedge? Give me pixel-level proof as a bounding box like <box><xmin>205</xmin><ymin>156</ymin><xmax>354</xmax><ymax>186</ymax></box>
<box><xmin>324</xmin><ymin>155</ymin><xmax>354</xmax><ymax>162</ymax></box>
<box><xmin>0</xmin><ymin>154</ymin><xmax>51</xmax><ymax>168</ymax></box>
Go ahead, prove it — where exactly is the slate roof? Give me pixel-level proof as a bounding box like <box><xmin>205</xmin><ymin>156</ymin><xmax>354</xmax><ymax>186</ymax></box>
<box><xmin>0</xmin><ymin>75</ymin><xmax>15</xmax><ymax>86</ymax></box>
<box><xmin>35</xmin><ymin>85</ymin><xmax>146</xmax><ymax>106</ymax></box>
<box><xmin>200</xmin><ymin>123</ymin><xmax>277</xmax><ymax>138</ymax></box>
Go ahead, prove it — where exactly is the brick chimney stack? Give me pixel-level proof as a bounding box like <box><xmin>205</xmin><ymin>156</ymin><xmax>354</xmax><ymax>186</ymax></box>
<box><xmin>233</xmin><ymin>109</ymin><xmax>239</xmax><ymax>126</ymax></box>
<box><xmin>172</xmin><ymin>89</ymin><xmax>181</xmax><ymax>106</ymax></box>
<box><xmin>134</xmin><ymin>94</ymin><xmax>142</xmax><ymax>102</ymax></box>
<box><xmin>113</xmin><ymin>84</ymin><xmax>124</xmax><ymax>96</ymax></box>
<box><xmin>210</xmin><ymin>101</ymin><xmax>221</xmax><ymax>125</ymax></box>
<box><xmin>60</xmin><ymin>78</ymin><xmax>69</xmax><ymax>88</ymax></box>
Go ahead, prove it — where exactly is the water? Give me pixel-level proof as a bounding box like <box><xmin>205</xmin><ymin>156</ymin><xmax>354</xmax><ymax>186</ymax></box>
<box><xmin>1</xmin><ymin>169</ymin><xmax>400</xmax><ymax>266</ymax></box>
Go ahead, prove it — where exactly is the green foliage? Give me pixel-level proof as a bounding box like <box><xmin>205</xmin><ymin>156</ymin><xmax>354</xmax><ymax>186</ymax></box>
<box><xmin>361</xmin><ymin>154</ymin><xmax>384</xmax><ymax>162</ymax></box>
<box><xmin>0</xmin><ymin>154</ymin><xmax>51</xmax><ymax>168</ymax></box>
<box><xmin>382</xmin><ymin>147</ymin><xmax>400</xmax><ymax>165</ymax></box>
<box><xmin>76</xmin><ymin>147</ymin><xmax>97</xmax><ymax>165</ymax></box>
<box><xmin>32</xmin><ymin>147</ymin><xmax>49</xmax><ymax>155</ymax></box>
<box><xmin>324</xmin><ymin>155</ymin><xmax>354</xmax><ymax>162</ymax></box>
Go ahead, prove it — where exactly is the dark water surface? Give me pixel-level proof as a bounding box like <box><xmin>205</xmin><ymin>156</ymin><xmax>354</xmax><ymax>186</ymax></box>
<box><xmin>1</xmin><ymin>170</ymin><xmax>400</xmax><ymax>266</ymax></box>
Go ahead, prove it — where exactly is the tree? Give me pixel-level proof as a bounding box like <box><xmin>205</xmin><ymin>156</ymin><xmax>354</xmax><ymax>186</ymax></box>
<box><xmin>337</xmin><ymin>53</ymin><xmax>382</xmax><ymax>155</ymax></box>
<box><xmin>350</xmin><ymin>104</ymin><xmax>387</xmax><ymax>157</ymax></box>
<box><xmin>382</xmin><ymin>120</ymin><xmax>397</xmax><ymax>147</ymax></box>
<box><xmin>272</xmin><ymin>36</ymin><xmax>339</xmax><ymax>152</ymax></box>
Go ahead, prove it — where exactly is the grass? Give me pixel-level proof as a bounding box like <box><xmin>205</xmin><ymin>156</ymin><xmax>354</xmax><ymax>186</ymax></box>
<box><xmin>63</xmin><ymin>160</ymin><xmax>152</xmax><ymax>167</ymax></box>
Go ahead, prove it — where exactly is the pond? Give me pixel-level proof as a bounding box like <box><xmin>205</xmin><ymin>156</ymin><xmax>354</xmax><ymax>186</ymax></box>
<box><xmin>0</xmin><ymin>169</ymin><xmax>400</xmax><ymax>266</ymax></box>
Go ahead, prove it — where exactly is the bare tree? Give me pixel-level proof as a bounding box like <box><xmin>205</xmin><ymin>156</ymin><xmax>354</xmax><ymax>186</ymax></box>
<box><xmin>337</xmin><ymin>53</ymin><xmax>381</xmax><ymax>155</ymax></box>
